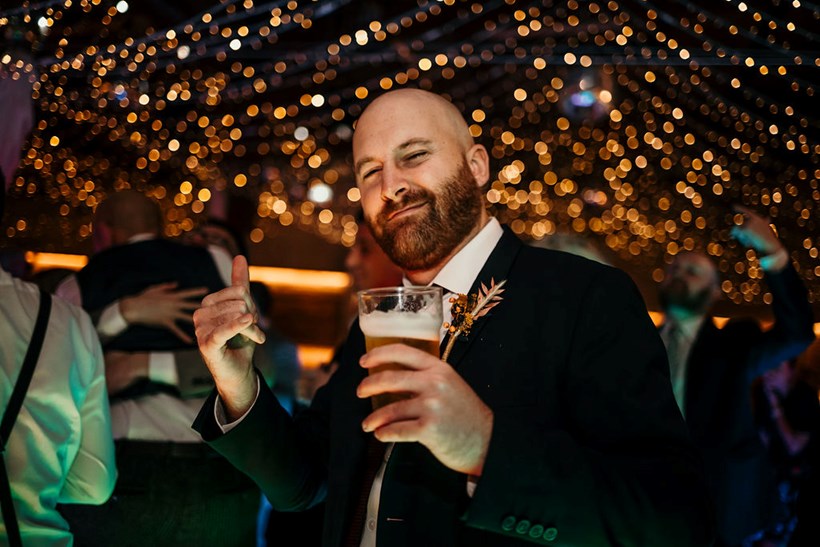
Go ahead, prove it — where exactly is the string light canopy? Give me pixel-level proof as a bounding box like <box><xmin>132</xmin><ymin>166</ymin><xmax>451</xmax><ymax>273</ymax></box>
<box><xmin>0</xmin><ymin>0</ymin><xmax>818</xmax><ymax>307</ymax></box>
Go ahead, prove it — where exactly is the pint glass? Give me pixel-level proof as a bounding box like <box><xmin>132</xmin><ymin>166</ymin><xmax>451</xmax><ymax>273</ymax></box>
<box><xmin>357</xmin><ymin>286</ymin><xmax>443</xmax><ymax>410</ymax></box>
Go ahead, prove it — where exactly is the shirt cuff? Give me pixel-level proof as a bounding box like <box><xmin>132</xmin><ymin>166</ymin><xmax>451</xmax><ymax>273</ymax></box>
<box><xmin>97</xmin><ymin>301</ymin><xmax>129</xmax><ymax>338</ymax></box>
<box><xmin>215</xmin><ymin>375</ymin><xmax>261</xmax><ymax>433</ymax></box>
<box><xmin>759</xmin><ymin>247</ymin><xmax>789</xmax><ymax>272</ymax></box>
<box><xmin>148</xmin><ymin>352</ymin><xmax>179</xmax><ymax>386</ymax></box>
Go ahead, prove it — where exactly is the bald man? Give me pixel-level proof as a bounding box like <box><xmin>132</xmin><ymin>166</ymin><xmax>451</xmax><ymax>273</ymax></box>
<box><xmin>193</xmin><ymin>89</ymin><xmax>715</xmax><ymax>546</ymax></box>
<box><xmin>657</xmin><ymin>207</ymin><xmax>815</xmax><ymax>547</ymax></box>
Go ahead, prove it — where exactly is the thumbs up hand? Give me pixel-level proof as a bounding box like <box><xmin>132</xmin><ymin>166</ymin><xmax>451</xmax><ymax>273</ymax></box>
<box><xmin>194</xmin><ymin>255</ymin><xmax>266</xmax><ymax>419</ymax></box>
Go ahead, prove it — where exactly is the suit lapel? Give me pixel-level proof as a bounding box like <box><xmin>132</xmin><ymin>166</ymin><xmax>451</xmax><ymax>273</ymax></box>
<box><xmin>441</xmin><ymin>228</ymin><xmax>522</xmax><ymax>368</ymax></box>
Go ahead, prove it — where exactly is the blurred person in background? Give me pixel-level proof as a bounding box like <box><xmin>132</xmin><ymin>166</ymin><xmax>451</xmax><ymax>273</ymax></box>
<box><xmin>657</xmin><ymin>205</ymin><xmax>816</xmax><ymax>547</ymax></box>
<box><xmin>1</xmin><ymin>116</ymin><xmax>116</xmax><ymax>543</ymax></box>
<box><xmin>56</xmin><ymin>190</ymin><xmax>259</xmax><ymax>546</ymax></box>
<box><xmin>749</xmin><ymin>341</ymin><xmax>820</xmax><ymax>547</ymax></box>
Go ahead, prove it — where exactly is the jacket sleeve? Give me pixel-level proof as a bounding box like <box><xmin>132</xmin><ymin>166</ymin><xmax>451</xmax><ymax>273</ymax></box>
<box><xmin>463</xmin><ymin>267</ymin><xmax>716</xmax><ymax>546</ymax></box>
<box><xmin>745</xmin><ymin>262</ymin><xmax>815</xmax><ymax>379</ymax></box>
<box><xmin>192</xmin><ymin>367</ymin><xmax>329</xmax><ymax>512</ymax></box>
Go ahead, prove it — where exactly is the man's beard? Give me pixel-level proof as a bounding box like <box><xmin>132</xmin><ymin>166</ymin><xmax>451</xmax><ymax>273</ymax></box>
<box><xmin>368</xmin><ymin>160</ymin><xmax>483</xmax><ymax>271</ymax></box>
<box><xmin>658</xmin><ymin>279</ymin><xmax>713</xmax><ymax>315</ymax></box>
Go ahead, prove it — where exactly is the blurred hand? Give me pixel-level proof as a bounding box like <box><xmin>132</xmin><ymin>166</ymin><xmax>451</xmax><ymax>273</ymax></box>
<box><xmin>730</xmin><ymin>205</ymin><xmax>784</xmax><ymax>256</ymax></box>
<box><xmin>104</xmin><ymin>351</ymin><xmax>149</xmax><ymax>396</ymax></box>
<box><xmin>119</xmin><ymin>282</ymin><xmax>208</xmax><ymax>344</ymax></box>
<box><xmin>357</xmin><ymin>344</ymin><xmax>493</xmax><ymax>476</ymax></box>
<box><xmin>194</xmin><ymin>255</ymin><xmax>265</xmax><ymax>420</ymax></box>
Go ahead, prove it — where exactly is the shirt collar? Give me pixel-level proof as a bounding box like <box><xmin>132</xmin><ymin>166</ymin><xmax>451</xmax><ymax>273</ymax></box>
<box><xmin>403</xmin><ymin>217</ymin><xmax>504</xmax><ymax>295</ymax></box>
<box><xmin>665</xmin><ymin>314</ymin><xmax>705</xmax><ymax>340</ymax></box>
<box><xmin>128</xmin><ymin>233</ymin><xmax>158</xmax><ymax>244</ymax></box>
<box><xmin>0</xmin><ymin>266</ymin><xmax>12</xmax><ymax>285</ymax></box>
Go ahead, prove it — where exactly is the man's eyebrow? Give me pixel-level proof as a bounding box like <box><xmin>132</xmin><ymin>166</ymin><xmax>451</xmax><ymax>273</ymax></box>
<box><xmin>355</xmin><ymin>138</ymin><xmax>434</xmax><ymax>176</ymax></box>
<box><xmin>354</xmin><ymin>156</ymin><xmax>375</xmax><ymax>176</ymax></box>
<box><xmin>396</xmin><ymin>138</ymin><xmax>433</xmax><ymax>153</ymax></box>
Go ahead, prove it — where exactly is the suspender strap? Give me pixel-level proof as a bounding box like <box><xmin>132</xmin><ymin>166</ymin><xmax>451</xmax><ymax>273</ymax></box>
<box><xmin>1</xmin><ymin>288</ymin><xmax>52</xmax><ymax>547</ymax></box>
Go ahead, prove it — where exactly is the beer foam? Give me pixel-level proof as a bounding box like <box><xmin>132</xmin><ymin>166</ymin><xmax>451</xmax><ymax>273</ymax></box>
<box><xmin>359</xmin><ymin>310</ymin><xmax>441</xmax><ymax>339</ymax></box>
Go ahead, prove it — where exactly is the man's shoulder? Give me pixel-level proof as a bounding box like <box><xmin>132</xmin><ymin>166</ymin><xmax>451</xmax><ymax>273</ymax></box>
<box><xmin>515</xmin><ymin>243</ymin><xmax>621</xmax><ymax>285</ymax></box>
<box><xmin>83</xmin><ymin>238</ymin><xmax>212</xmax><ymax>270</ymax></box>
<box><xmin>3</xmin><ymin>276</ymin><xmax>99</xmax><ymax>356</ymax></box>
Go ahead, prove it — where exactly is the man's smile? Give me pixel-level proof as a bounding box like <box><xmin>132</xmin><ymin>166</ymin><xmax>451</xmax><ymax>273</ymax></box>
<box><xmin>387</xmin><ymin>201</ymin><xmax>428</xmax><ymax>222</ymax></box>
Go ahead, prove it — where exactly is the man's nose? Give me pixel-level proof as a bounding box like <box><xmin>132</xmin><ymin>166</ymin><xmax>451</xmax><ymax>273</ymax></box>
<box><xmin>380</xmin><ymin>163</ymin><xmax>408</xmax><ymax>202</ymax></box>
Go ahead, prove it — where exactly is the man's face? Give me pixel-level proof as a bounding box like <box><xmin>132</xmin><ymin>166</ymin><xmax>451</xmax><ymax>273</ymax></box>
<box><xmin>352</xmin><ymin>92</ymin><xmax>484</xmax><ymax>271</ymax></box>
<box><xmin>345</xmin><ymin>223</ymin><xmax>403</xmax><ymax>290</ymax></box>
<box><xmin>659</xmin><ymin>253</ymin><xmax>719</xmax><ymax>315</ymax></box>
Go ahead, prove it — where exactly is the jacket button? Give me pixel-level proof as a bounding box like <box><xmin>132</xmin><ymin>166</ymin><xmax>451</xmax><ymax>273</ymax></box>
<box><xmin>501</xmin><ymin>516</ymin><xmax>517</xmax><ymax>532</ymax></box>
<box><xmin>515</xmin><ymin>519</ymin><xmax>531</xmax><ymax>535</ymax></box>
<box><xmin>543</xmin><ymin>526</ymin><xmax>558</xmax><ymax>542</ymax></box>
<box><xmin>528</xmin><ymin>524</ymin><xmax>544</xmax><ymax>538</ymax></box>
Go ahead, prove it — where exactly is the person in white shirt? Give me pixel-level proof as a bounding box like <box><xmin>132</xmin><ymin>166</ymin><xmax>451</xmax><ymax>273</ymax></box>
<box><xmin>1</xmin><ymin>171</ymin><xmax>117</xmax><ymax>547</ymax></box>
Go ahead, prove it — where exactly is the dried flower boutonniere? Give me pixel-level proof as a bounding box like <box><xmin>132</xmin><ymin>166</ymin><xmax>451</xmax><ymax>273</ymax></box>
<box><xmin>441</xmin><ymin>278</ymin><xmax>506</xmax><ymax>362</ymax></box>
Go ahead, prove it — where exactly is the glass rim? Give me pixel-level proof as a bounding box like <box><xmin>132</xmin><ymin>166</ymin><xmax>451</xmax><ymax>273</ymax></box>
<box><xmin>356</xmin><ymin>285</ymin><xmax>442</xmax><ymax>299</ymax></box>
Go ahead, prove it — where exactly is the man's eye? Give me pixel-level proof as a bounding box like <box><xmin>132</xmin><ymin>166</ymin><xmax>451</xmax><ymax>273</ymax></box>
<box><xmin>406</xmin><ymin>151</ymin><xmax>427</xmax><ymax>161</ymax></box>
<box><xmin>363</xmin><ymin>168</ymin><xmax>381</xmax><ymax>180</ymax></box>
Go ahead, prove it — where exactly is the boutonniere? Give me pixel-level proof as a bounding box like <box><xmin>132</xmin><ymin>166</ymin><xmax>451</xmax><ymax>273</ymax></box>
<box><xmin>441</xmin><ymin>278</ymin><xmax>506</xmax><ymax>362</ymax></box>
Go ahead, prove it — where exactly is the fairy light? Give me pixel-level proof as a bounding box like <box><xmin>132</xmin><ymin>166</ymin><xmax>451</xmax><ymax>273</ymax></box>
<box><xmin>0</xmin><ymin>0</ymin><xmax>817</xmax><ymax>305</ymax></box>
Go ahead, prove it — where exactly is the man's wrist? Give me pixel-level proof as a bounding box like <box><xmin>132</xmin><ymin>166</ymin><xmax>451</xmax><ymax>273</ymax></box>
<box><xmin>118</xmin><ymin>296</ymin><xmax>137</xmax><ymax>325</ymax></box>
<box><xmin>759</xmin><ymin>247</ymin><xmax>789</xmax><ymax>272</ymax></box>
<box><xmin>217</xmin><ymin>370</ymin><xmax>259</xmax><ymax>421</ymax></box>
<box><xmin>216</xmin><ymin>374</ymin><xmax>261</xmax><ymax>431</ymax></box>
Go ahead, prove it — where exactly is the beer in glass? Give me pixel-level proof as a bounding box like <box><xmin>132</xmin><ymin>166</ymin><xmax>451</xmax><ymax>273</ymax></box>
<box><xmin>358</xmin><ymin>286</ymin><xmax>442</xmax><ymax>410</ymax></box>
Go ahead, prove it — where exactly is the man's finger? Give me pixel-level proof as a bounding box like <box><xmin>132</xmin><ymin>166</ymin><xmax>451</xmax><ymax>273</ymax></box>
<box><xmin>360</xmin><ymin>343</ymin><xmax>442</xmax><ymax>371</ymax></box>
<box><xmin>201</xmin><ymin>286</ymin><xmax>251</xmax><ymax>307</ymax></box>
<box><xmin>145</xmin><ymin>281</ymin><xmax>179</xmax><ymax>292</ymax></box>
<box><xmin>167</xmin><ymin>322</ymin><xmax>194</xmax><ymax>344</ymax></box>
<box><xmin>171</xmin><ymin>287</ymin><xmax>210</xmax><ymax>299</ymax></box>
<box><xmin>240</xmin><ymin>324</ymin><xmax>266</xmax><ymax>344</ymax></box>
<box><xmin>230</xmin><ymin>255</ymin><xmax>257</xmax><ymax>314</ymax></box>
<box><xmin>201</xmin><ymin>313</ymin><xmax>255</xmax><ymax>349</ymax></box>
<box><xmin>231</xmin><ymin>255</ymin><xmax>251</xmax><ymax>290</ymax></box>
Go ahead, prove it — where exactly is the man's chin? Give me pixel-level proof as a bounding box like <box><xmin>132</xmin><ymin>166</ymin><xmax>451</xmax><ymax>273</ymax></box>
<box><xmin>383</xmin><ymin>215</ymin><xmax>424</xmax><ymax>241</ymax></box>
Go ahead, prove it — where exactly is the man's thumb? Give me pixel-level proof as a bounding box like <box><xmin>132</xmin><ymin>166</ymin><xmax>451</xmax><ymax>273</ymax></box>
<box><xmin>231</xmin><ymin>255</ymin><xmax>250</xmax><ymax>289</ymax></box>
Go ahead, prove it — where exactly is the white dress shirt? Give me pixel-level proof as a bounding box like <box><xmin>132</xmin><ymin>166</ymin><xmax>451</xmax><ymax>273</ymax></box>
<box><xmin>1</xmin><ymin>266</ymin><xmax>117</xmax><ymax>546</ymax></box>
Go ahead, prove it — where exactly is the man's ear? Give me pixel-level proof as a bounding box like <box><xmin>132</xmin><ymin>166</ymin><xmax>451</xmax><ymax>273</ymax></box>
<box><xmin>92</xmin><ymin>221</ymin><xmax>114</xmax><ymax>253</ymax></box>
<box><xmin>465</xmin><ymin>144</ymin><xmax>490</xmax><ymax>187</ymax></box>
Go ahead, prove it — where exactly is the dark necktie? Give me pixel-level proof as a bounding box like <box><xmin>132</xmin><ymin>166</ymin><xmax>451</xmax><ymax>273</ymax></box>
<box><xmin>342</xmin><ymin>435</ymin><xmax>387</xmax><ymax>547</ymax></box>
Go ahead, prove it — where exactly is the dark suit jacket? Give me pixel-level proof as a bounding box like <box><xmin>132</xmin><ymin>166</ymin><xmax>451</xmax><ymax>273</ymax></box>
<box><xmin>77</xmin><ymin>238</ymin><xmax>225</xmax><ymax>352</ymax></box>
<box><xmin>669</xmin><ymin>264</ymin><xmax>815</xmax><ymax>545</ymax></box>
<box><xmin>195</xmin><ymin>229</ymin><xmax>715</xmax><ymax>546</ymax></box>
<box><xmin>76</xmin><ymin>237</ymin><xmax>226</xmax><ymax>400</ymax></box>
